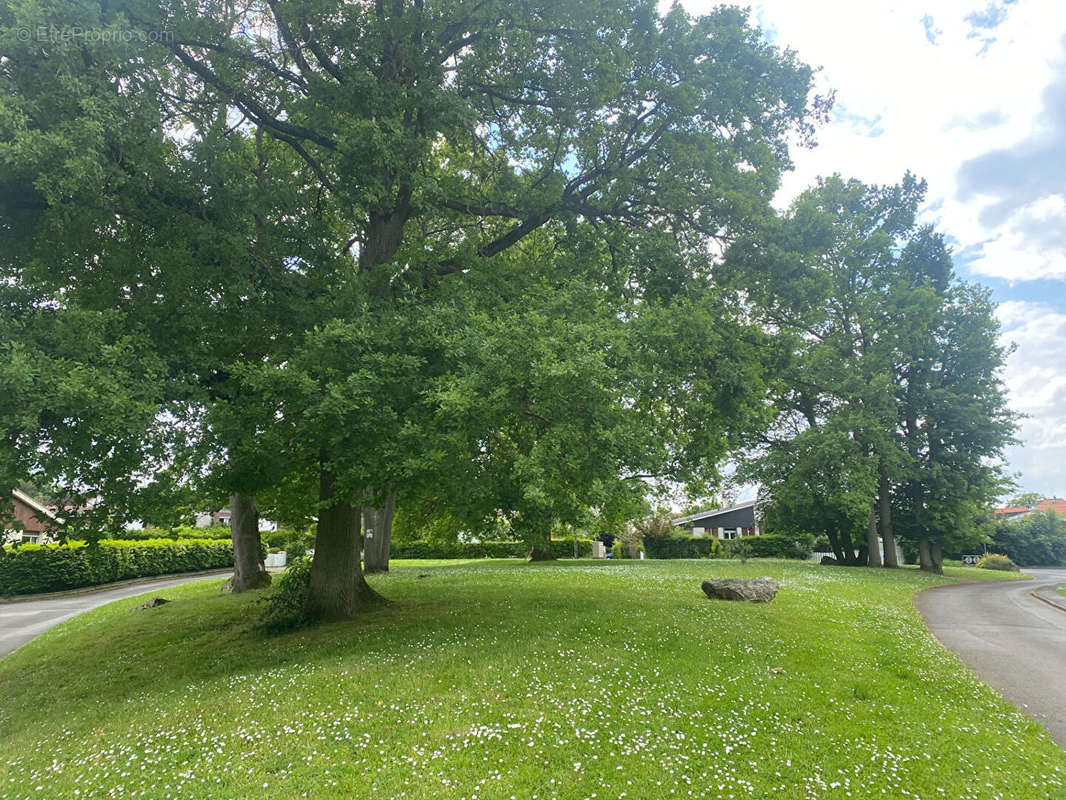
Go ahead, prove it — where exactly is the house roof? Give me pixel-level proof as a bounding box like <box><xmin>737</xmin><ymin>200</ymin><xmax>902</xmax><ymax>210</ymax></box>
<box><xmin>993</xmin><ymin>498</ymin><xmax>1066</xmax><ymax>518</ymax></box>
<box><xmin>1036</xmin><ymin>498</ymin><xmax>1066</xmax><ymax>515</ymax></box>
<box><xmin>11</xmin><ymin>488</ymin><xmax>60</xmax><ymax>522</ymax></box>
<box><xmin>993</xmin><ymin>505</ymin><xmax>1029</xmax><ymax>516</ymax></box>
<box><xmin>672</xmin><ymin>499</ymin><xmax>758</xmax><ymax>527</ymax></box>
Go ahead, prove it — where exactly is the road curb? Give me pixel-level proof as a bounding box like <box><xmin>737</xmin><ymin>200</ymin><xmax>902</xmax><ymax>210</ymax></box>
<box><xmin>1030</xmin><ymin>588</ymin><xmax>1066</xmax><ymax>615</ymax></box>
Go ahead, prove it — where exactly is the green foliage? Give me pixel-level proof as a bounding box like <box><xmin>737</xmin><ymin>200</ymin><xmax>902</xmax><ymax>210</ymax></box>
<box><xmin>723</xmin><ymin>538</ymin><xmax>751</xmax><ymax>563</ymax></box>
<box><xmin>745</xmin><ymin>533</ymin><xmax>816</xmax><ymax>560</ymax></box>
<box><xmin>1007</xmin><ymin>492</ymin><xmax>1044</xmax><ymax>508</ymax></box>
<box><xmin>0</xmin><ymin>539</ymin><xmax>233</xmax><ymax>596</ymax></box>
<box><xmin>991</xmin><ymin>512</ymin><xmax>1066</xmax><ymax>566</ymax></box>
<box><xmin>263</xmin><ymin>528</ymin><xmax>311</xmax><ymax>550</ymax></box>
<box><xmin>115</xmin><ymin>526</ymin><xmax>231</xmax><ymax>542</ymax></box>
<box><xmin>285</xmin><ymin>536</ymin><xmax>309</xmax><ymax>562</ymax></box>
<box><xmin>260</xmin><ymin>557</ymin><xmax>314</xmax><ymax>634</ymax></box>
<box><xmin>390</xmin><ymin>539</ymin><xmax>593</xmax><ymax>560</ymax></box>
<box><xmin>976</xmin><ymin>553</ymin><xmax>1016</xmax><ymax>571</ymax></box>
<box><xmin>643</xmin><ymin>535</ymin><xmax>722</xmax><ymax>559</ymax></box>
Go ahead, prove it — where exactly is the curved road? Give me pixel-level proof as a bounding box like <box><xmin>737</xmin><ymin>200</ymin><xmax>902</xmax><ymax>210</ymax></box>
<box><xmin>0</xmin><ymin>570</ymin><xmax>231</xmax><ymax>659</ymax></box>
<box><xmin>917</xmin><ymin>568</ymin><xmax>1066</xmax><ymax>747</ymax></box>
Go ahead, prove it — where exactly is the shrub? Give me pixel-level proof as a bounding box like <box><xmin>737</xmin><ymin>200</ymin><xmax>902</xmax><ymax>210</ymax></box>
<box><xmin>260</xmin><ymin>557</ymin><xmax>313</xmax><ymax>633</ymax></box>
<box><xmin>0</xmin><ymin>538</ymin><xmax>234</xmax><ymax>596</ymax></box>
<box><xmin>643</xmin><ymin>535</ymin><xmax>722</xmax><ymax>559</ymax></box>
<box><xmin>745</xmin><ymin>533</ymin><xmax>815</xmax><ymax>560</ymax></box>
<box><xmin>285</xmin><ymin>536</ymin><xmax>309</xmax><ymax>561</ymax></box>
<box><xmin>976</xmin><ymin>552</ymin><xmax>1016</xmax><ymax>571</ymax></box>
<box><xmin>723</xmin><ymin>538</ymin><xmax>751</xmax><ymax>563</ymax></box>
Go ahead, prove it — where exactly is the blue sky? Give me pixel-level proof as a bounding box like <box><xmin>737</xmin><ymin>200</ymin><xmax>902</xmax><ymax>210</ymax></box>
<box><xmin>682</xmin><ymin>0</ymin><xmax>1066</xmax><ymax>499</ymax></box>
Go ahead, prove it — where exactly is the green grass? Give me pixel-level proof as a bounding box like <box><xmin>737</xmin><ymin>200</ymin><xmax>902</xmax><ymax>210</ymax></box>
<box><xmin>1</xmin><ymin>559</ymin><xmax>1063</xmax><ymax>799</ymax></box>
<box><xmin>1058</xmin><ymin>584</ymin><xmax>1066</xmax><ymax>598</ymax></box>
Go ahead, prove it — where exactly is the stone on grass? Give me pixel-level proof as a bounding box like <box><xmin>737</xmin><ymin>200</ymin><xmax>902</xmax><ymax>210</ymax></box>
<box><xmin>701</xmin><ymin>577</ymin><xmax>779</xmax><ymax>603</ymax></box>
<box><xmin>133</xmin><ymin>597</ymin><xmax>170</xmax><ymax>611</ymax></box>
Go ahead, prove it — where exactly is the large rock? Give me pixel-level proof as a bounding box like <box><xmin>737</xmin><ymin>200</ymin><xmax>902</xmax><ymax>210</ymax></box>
<box><xmin>701</xmin><ymin>577</ymin><xmax>779</xmax><ymax>603</ymax></box>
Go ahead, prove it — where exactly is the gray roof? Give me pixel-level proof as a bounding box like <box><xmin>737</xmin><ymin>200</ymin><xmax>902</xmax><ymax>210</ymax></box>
<box><xmin>672</xmin><ymin>499</ymin><xmax>758</xmax><ymax>527</ymax></box>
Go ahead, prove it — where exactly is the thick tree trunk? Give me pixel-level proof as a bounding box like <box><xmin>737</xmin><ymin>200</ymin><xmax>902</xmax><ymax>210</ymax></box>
<box><xmin>866</xmin><ymin>505</ymin><xmax>882</xmax><ymax>568</ymax></box>
<box><xmin>225</xmin><ymin>492</ymin><xmax>270</xmax><ymax>592</ymax></box>
<box><xmin>826</xmin><ymin>531</ymin><xmax>848</xmax><ymax>564</ymax></box>
<box><xmin>929</xmin><ymin>541</ymin><xmax>944</xmax><ymax>575</ymax></box>
<box><xmin>916</xmin><ymin>541</ymin><xmax>933</xmax><ymax>571</ymax></box>
<box><xmin>362</xmin><ymin>490</ymin><xmax>396</xmax><ymax>574</ymax></box>
<box><xmin>528</xmin><ymin>543</ymin><xmax>555</xmax><ymax>561</ymax></box>
<box><xmin>879</xmin><ymin>467</ymin><xmax>899</xmax><ymax>568</ymax></box>
<box><xmin>306</xmin><ymin>471</ymin><xmax>381</xmax><ymax>620</ymax></box>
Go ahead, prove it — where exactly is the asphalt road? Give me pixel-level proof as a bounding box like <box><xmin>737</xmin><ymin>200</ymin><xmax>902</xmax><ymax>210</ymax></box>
<box><xmin>0</xmin><ymin>571</ymin><xmax>231</xmax><ymax>659</ymax></box>
<box><xmin>917</xmin><ymin>567</ymin><xmax>1066</xmax><ymax>747</ymax></box>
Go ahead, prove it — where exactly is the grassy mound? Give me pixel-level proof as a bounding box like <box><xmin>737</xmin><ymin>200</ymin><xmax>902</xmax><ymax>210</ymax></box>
<box><xmin>1</xmin><ymin>560</ymin><xmax>1062</xmax><ymax>799</ymax></box>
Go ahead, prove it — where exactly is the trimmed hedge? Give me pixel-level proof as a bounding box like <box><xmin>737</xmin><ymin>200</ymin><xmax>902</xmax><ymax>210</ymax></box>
<box><xmin>0</xmin><ymin>538</ymin><xmax>237</xmax><ymax>596</ymax></box>
<box><xmin>744</xmin><ymin>533</ymin><xmax>815</xmax><ymax>559</ymax></box>
<box><xmin>391</xmin><ymin>538</ymin><xmax>594</xmax><ymax>560</ymax></box>
<box><xmin>117</xmin><ymin>526</ymin><xmax>232</xmax><ymax>542</ymax></box>
<box><xmin>644</xmin><ymin>532</ymin><xmax>814</xmax><ymax>560</ymax></box>
<box><xmin>644</xmin><ymin>535</ymin><xmax>722</xmax><ymax>559</ymax></box>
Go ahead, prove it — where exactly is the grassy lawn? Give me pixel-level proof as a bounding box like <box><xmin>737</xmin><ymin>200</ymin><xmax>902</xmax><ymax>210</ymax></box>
<box><xmin>1</xmin><ymin>559</ymin><xmax>1063</xmax><ymax>799</ymax></box>
<box><xmin>1058</xmin><ymin>584</ymin><xmax>1066</xmax><ymax>598</ymax></box>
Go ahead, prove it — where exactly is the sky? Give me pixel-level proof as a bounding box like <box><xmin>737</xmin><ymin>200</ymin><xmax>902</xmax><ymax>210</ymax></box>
<box><xmin>681</xmin><ymin>0</ymin><xmax>1066</xmax><ymax>501</ymax></box>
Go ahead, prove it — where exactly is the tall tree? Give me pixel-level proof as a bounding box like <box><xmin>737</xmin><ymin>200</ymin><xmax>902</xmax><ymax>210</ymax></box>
<box><xmin>2</xmin><ymin>0</ymin><xmax>825</xmax><ymax>617</ymax></box>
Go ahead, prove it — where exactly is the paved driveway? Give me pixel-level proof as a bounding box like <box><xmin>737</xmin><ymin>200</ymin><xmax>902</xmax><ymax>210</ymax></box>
<box><xmin>917</xmin><ymin>567</ymin><xmax>1066</xmax><ymax>747</ymax></box>
<box><xmin>0</xmin><ymin>571</ymin><xmax>231</xmax><ymax>659</ymax></box>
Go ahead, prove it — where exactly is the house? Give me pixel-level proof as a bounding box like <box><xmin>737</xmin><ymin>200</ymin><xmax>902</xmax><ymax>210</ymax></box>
<box><xmin>993</xmin><ymin>497</ymin><xmax>1066</xmax><ymax>520</ymax></box>
<box><xmin>672</xmin><ymin>500</ymin><xmax>761</xmax><ymax>539</ymax></box>
<box><xmin>195</xmin><ymin>509</ymin><xmax>279</xmax><ymax>532</ymax></box>
<box><xmin>3</xmin><ymin>489</ymin><xmax>61</xmax><ymax>545</ymax></box>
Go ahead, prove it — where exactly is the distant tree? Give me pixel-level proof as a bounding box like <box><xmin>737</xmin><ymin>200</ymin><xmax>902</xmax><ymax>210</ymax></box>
<box><xmin>991</xmin><ymin>512</ymin><xmax>1066</xmax><ymax>567</ymax></box>
<box><xmin>730</xmin><ymin>175</ymin><xmax>1015</xmax><ymax>572</ymax></box>
<box><xmin>1007</xmin><ymin>492</ymin><xmax>1044</xmax><ymax>508</ymax></box>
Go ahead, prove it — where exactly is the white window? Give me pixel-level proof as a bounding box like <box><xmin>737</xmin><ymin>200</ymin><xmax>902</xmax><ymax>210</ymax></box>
<box><xmin>721</xmin><ymin>528</ymin><xmax>738</xmax><ymax>540</ymax></box>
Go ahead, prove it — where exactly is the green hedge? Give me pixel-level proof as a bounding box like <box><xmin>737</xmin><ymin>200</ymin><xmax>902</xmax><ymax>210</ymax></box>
<box><xmin>116</xmin><ymin>526</ymin><xmax>232</xmax><ymax>542</ymax></box>
<box><xmin>391</xmin><ymin>538</ymin><xmax>594</xmax><ymax>560</ymax></box>
<box><xmin>744</xmin><ymin>533</ymin><xmax>815</xmax><ymax>559</ymax></box>
<box><xmin>0</xmin><ymin>538</ymin><xmax>236</xmax><ymax>596</ymax></box>
<box><xmin>644</xmin><ymin>534</ymin><xmax>722</xmax><ymax>559</ymax></box>
<box><xmin>644</xmin><ymin>533</ymin><xmax>814</xmax><ymax>560</ymax></box>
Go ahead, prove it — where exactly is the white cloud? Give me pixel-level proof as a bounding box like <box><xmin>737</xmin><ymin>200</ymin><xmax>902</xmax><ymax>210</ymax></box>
<box><xmin>997</xmin><ymin>301</ymin><xmax>1066</xmax><ymax>494</ymax></box>
<box><xmin>682</xmin><ymin>0</ymin><xmax>1066</xmax><ymax>281</ymax></box>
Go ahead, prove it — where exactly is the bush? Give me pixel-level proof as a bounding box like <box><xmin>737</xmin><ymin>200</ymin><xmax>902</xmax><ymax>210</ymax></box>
<box><xmin>723</xmin><ymin>538</ymin><xmax>751</xmax><ymax>562</ymax></box>
<box><xmin>285</xmin><ymin>536</ymin><xmax>309</xmax><ymax>561</ymax></box>
<box><xmin>745</xmin><ymin>533</ymin><xmax>815</xmax><ymax>560</ymax></box>
<box><xmin>976</xmin><ymin>552</ymin><xmax>1016</xmax><ymax>571</ymax></box>
<box><xmin>0</xmin><ymin>538</ymin><xmax>234</xmax><ymax>596</ymax></box>
<box><xmin>260</xmin><ymin>557</ymin><xmax>313</xmax><ymax>633</ymax></box>
<box><xmin>643</xmin><ymin>534</ymin><xmax>722</xmax><ymax>559</ymax></box>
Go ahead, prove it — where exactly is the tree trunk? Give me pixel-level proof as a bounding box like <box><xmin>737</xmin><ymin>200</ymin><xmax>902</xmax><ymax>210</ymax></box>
<box><xmin>306</xmin><ymin>471</ymin><xmax>381</xmax><ymax>620</ymax></box>
<box><xmin>929</xmin><ymin>540</ymin><xmax>944</xmax><ymax>575</ymax></box>
<box><xmin>826</xmin><ymin>531</ymin><xmax>848</xmax><ymax>564</ymax></box>
<box><xmin>879</xmin><ymin>467</ymin><xmax>899</xmax><ymax>567</ymax></box>
<box><xmin>866</xmin><ymin>505</ymin><xmax>882</xmax><ymax>568</ymax></box>
<box><xmin>918</xmin><ymin>538</ymin><xmax>934</xmax><ymax>572</ymax></box>
<box><xmin>362</xmin><ymin>490</ymin><xmax>396</xmax><ymax>574</ymax></box>
<box><xmin>225</xmin><ymin>492</ymin><xmax>270</xmax><ymax>592</ymax></box>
